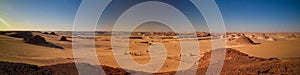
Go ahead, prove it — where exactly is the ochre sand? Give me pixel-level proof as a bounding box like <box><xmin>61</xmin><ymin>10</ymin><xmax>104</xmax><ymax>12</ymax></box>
<box><xmin>0</xmin><ymin>32</ymin><xmax>299</xmax><ymax>73</ymax></box>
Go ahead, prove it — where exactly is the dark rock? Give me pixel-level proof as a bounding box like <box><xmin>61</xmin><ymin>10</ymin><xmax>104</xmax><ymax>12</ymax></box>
<box><xmin>0</xmin><ymin>32</ymin><xmax>7</xmax><ymax>35</ymax></box>
<box><xmin>0</xmin><ymin>62</ymin><xmax>52</xmax><ymax>75</ymax></box>
<box><xmin>196</xmin><ymin>32</ymin><xmax>211</xmax><ymax>37</ymax></box>
<box><xmin>9</xmin><ymin>32</ymin><xmax>33</xmax><ymax>39</ymax></box>
<box><xmin>268</xmin><ymin>58</ymin><xmax>280</xmax><ymax>61</ymax></box>
<box><xmin>25</xmin><ymin>35</ymin><xmax>64</xmax><ymax>49</ymax></box>
<box><xmin>49</xmin><ymin>32</ymin><xmax>56</xmax><ymax>35</ymax></box>
<box><xmin>0</xmin><ymin>61</ymin><xmax>133</xmax><ymax>75</ymax></box>
<box><xmin>261</xmin><ymin>69</ymin><xmax>270</xmax><ymax>74</ymax></box>
<box><xmin>129</xmin><ymin>36</ymin><xmax>143</xmax><ymax>39</ymax></box>
<box><xmin>25</xmin><ymin>35</ymin><xmax>47</xmax><ymax>45</ymax></box>
<box><xmin>43</xmin><ymin>32</ymin><xmax>49</xmax><ymax>34</ymax></box>
<box><xmin>59</xmin><ymin>36</ymin><xmax>69</xmax><ymax>41</ymax></box>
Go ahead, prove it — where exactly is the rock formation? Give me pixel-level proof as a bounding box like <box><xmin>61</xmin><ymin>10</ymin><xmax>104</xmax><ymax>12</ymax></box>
<box><xmin>0</xmin><ymin>32</ymin><xmax>6</xmax><ymax>35</ymax></box>
<box><xmin>234</xmin><ymin>36</ymin><xmax>260</xmax><ymax>45</ymax></box>
<box><xmin>0</xmin><ymin>62</ymin><xmax>131</xmax><ymax>75</ymax></box>
<box><xmin>25</xmin><ymin>35</ymin><xmax>47</xmax><ymax>45</ymax></box>
<box><xmin>266</xmin><ymin>37</ymin><xmax>277</xmax><ymax>41</ymax></box>
<box><xmin>43</xmin><ymin>32</ymin><xmax>49</xmax><ymax>34</ymax></box>
<box><xmin>25</xmin><ymin>35</ymin><xmax>64</xmax><ymax>49</ymax></box>
<box><xmin>156</xmin><ymin>48</ymin><xmax>300</xmax><ymax>75</ymax></box>
<box><xmin>0</xmin><ymin>62</ymin><xmax>52</xmax><ymax>75</ymax></box>
<box><xmin>285</xmin><ymin>34</ymin><xmax>297</xmax><ymax>40</ymax></box>
<box><xmin>59</xmin><ymin>36</ymin><xmax>69</xmax><ymax>41</ymax></box>
<box><xmin>9</xmin><ymin>32</ymin><xmax>33</xmax><ymax>39</ymax></box>
<box><xmin>49</xmin><ymin>32</ymin><xmax>56</xmax><ymax>35</ymax></box>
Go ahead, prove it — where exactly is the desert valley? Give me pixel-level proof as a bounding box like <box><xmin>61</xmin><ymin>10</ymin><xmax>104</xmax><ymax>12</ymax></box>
<box><xmin>0</xmin><ymin>31</ymin><xmax>299</xmax><ymax>75</ymax></box>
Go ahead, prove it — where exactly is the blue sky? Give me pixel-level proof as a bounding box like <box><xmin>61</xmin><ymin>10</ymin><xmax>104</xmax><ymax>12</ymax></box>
<box><xmin>0</xmin><ymin>0</ymin><xmax>299</xmax><ymax>32</ymax></box>
<box><xmin>217</xmin><ymin>0</ymin><xmax>300</xmax><ymax>32</ymax></box>
<box><xmin>0</xmin><ymin>0</ymin><xmax>81</xmax><ymax>30</ymax></box>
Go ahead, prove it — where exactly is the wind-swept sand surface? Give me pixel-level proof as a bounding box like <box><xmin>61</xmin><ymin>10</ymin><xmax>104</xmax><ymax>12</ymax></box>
<box><xmin>0</xmin><ymin>32</ymin><xmax>74</xmax><ymax>66</ymax></box>
<box><xmin>0</xmin><ymin>31</ymin><xmax>300</xmax><ymax>74</ymax></box>
<box><xmin>0</xmin><ymin>48</ymin><xmax>299</xmax><ymax>75</ymax></box>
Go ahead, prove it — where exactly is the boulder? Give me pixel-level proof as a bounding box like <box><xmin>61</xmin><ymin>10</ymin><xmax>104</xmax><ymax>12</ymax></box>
<box><xmin>25</xmin><ymin>35</ymin><xmax>47</xmax><ymax>45</ymax></box>
<box><xmin>43</xmin><ymin>32</ymin><xmax>49</xmax><ymax>34</ymax></box>
<box><xmin>49</xmin><ymin>32</ymin><xmax>56</xmax><ymax>35</ymax></box>
<box><xmin>59</xmin><ymin>36</ymin><xmax>69</xmax><ymax>41</ymax></box>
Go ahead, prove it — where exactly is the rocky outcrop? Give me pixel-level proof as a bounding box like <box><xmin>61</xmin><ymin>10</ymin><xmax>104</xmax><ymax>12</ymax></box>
<box><xmin>25</xmin><ymin>35</ymin><xmax>47</xmax><ymax>45</ymax></box>
<box><xmin>266</xmin><ymin>37</ymin><xmax>277</xmax><ymax>41</ymax></box>
<box><xmin>49</xmin><ymin>32</ymin><xmax>56</xmax><ymax>35</ymax></box>
<box><xmin>0</xmin><ymin>32</ymin><xmax>7</xmax><ymax>35</ymax></box>
<box><xmin>196</xmin><ymin>32</ymin><xmax>211</xmax><ymax>37</ymax></box>
<box><xmin>59</xmin><ymin>36</ymin><xmax>69</xmax><ymax>41</ymax></box>
<box><xmin>156</xmin><ymin>48</ymin><xmax>300</xmax><ymax>75</ymax></box>
<box><xmin>25</xmin><ymin>35</ymin><xmax>63</xmax><ymax>49</ymax></box>
<box><xmin>9</xmin><ymin>32</ymin><xmax>33</xmax><ymax>39</ymax></box>
<box><xmin>0</xmin><ymin>62</ymin><xmax>51</xmax><ymax>75</ymax></box>
<box><xmin>0</xmin><ymin>62</ymin><xmax>131</xmax><ymax>75</ymax></box>
<box><xmin>234</xmin><ymin>36</ymin><xmax>260</xmax><ymax>45</ymax></box>
<box><xmin>43</xmin><ymin>32</ymin><xmax>49</xmax><ymax>34</ymax></box>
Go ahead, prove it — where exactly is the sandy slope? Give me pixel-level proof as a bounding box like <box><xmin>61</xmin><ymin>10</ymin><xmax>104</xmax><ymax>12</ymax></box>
<box><xmin>0</xmin><ymin>35</ymin><xmax>74</xmax><ymax>66</ymax></box>
<box><xmin>231</xmin><ymin>38</ymin><xmax>300</xmax><ymax>58</ymax></box>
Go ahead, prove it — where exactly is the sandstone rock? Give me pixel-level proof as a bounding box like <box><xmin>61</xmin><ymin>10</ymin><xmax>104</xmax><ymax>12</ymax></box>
<box><xmin>266</xmin><ymin>37</ymin><xmax>277</xmax><ymax>41</ymax></box>
<box><xmin>234</xmin><ymin>36</ymin><xmax>260</xmax><ymax>45</ymax></box>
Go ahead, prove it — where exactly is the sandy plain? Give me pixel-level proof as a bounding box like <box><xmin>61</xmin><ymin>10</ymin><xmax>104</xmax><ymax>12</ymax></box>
<box><xmin>0</xmin><ymin>31</ymin><xmax>299</xmax><ymax>74</ymax></box>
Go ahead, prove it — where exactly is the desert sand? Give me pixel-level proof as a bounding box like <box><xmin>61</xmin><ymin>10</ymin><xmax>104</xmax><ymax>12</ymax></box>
<box><xmin>0</xmin><ymin>31</ymin><xmax>299</xmax><ymax>74</ymax></box>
